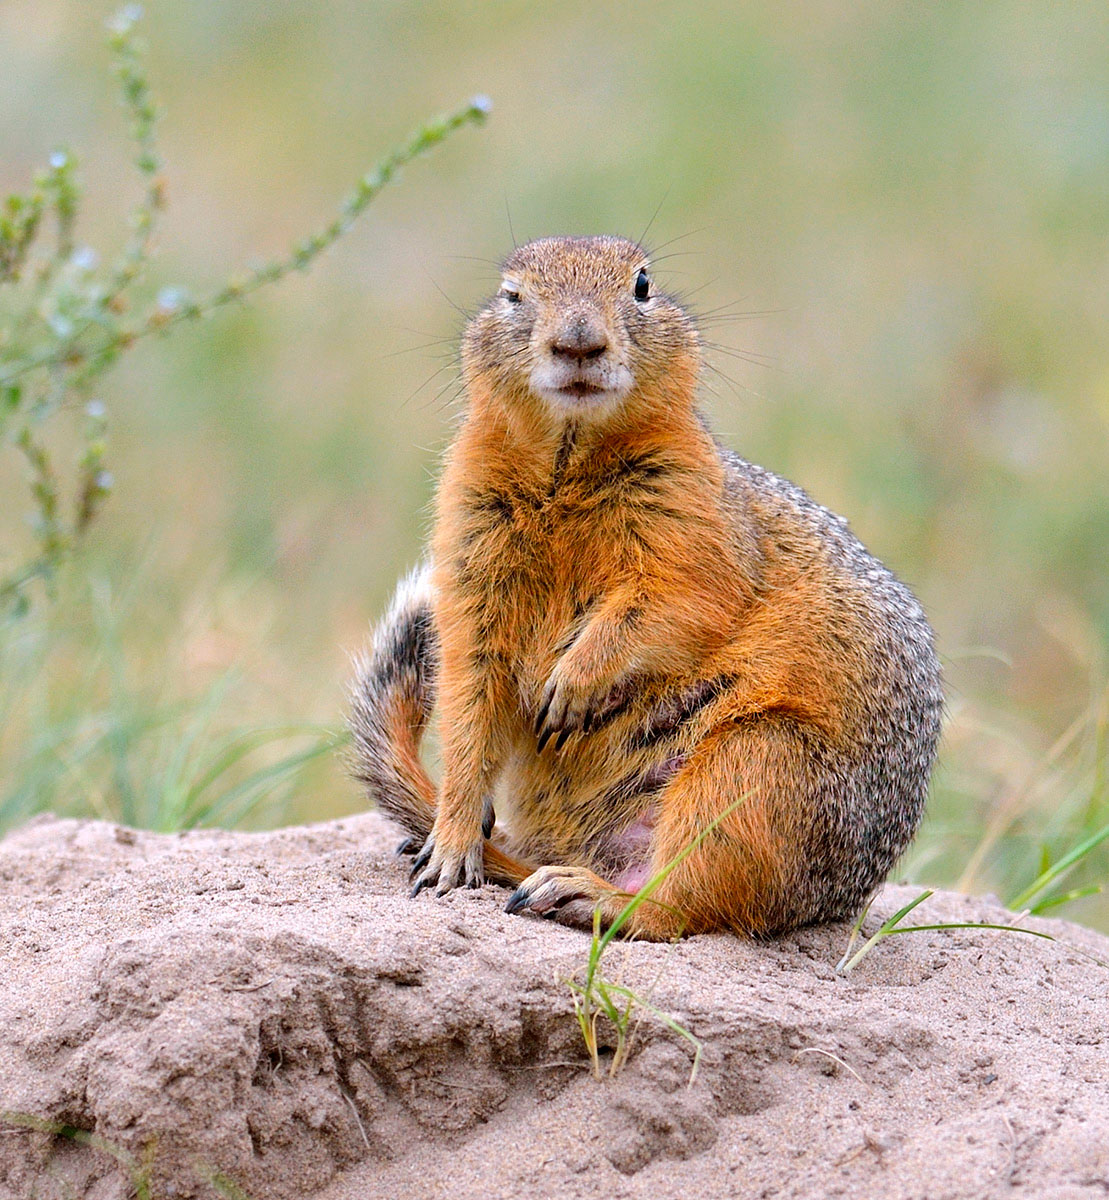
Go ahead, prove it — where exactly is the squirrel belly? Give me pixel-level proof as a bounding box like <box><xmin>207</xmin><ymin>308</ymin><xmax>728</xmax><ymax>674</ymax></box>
<box><xmin>349</xmin><ymin>235</ymin><xmax>942</xmax><ymax>939</ymax></box>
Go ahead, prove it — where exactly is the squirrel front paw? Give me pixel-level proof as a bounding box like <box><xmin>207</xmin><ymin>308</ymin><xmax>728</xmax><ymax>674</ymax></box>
<box><xmin>535</xmin><ymin>670</ymin><xmax>630</xmax><ymax>752</ymax></box>
<box><xmin>409</xmin><ymin>830</ymin><xmax>484</xmax><ymax>897</ymax></box>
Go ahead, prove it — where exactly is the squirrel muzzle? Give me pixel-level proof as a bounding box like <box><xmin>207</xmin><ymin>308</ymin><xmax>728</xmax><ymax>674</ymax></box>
<box><xmin>530</xmin><ymin>303</ymin><xmax>633</xmax><ymax>411</ymax></box>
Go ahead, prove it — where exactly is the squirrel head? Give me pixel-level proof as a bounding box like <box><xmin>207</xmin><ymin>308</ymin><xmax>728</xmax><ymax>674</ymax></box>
<box><xmin>462</xmin><ymin>236</ymin><xmax>700</xmax><ymax>424</ymax></box>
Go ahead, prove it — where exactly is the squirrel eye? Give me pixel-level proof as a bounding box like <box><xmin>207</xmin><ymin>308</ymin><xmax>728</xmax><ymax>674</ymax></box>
<box><xmin>634</xmin><ymin>268</ymin><xmax>650</xmax><ymax>302</ymax></box>
<box><xmin>499</xmin><ymin>286</ymin><xmax>521</xmax><ymax>303</ymax></box>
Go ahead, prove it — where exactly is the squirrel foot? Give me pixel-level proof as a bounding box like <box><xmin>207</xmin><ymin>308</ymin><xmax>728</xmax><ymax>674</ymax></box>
<box><xmin>409</xmin><ymin>831</ymin><xmax>484</xmax><ymax>897</ymax></box>
<box><xmin>504</xmin><ymin>865</ymin><xmax>626</xmax><ymax>929</ymax></box>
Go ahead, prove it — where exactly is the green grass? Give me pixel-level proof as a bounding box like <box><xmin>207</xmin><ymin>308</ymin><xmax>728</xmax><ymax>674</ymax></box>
<box><xmin>0</xmin><ymin>575</ymin><xmax>343</xmax><ymax>834</ymax></box>
<box><xmin>1</xmin><ymin>1111</ymin><xmax>255</xmax><ymax>1200</ymax></box>
<box><xmin>833</xmin><ymin>889</ymin><xmax>1054</xmax><ymax>975</ymax></box>
<box><xmin>1</xmin><ymin>6</ymin><xmax>489</xmax><ymax>616</ymax></box>
<box><xmin>920</xmin><ymin>675</ymin><xmax>1109</xmax><ymax>926</ymax></box>
<box><xmin>570</xmin><ymin>785</ymin><xmax>1107</xmax><ymax>1076</ymax></box>
<box><xmin>570</xmin><ymin>907</ymin><xmax>702</xmax><ymax>1083</ymax></box>
<box><xmin>0</xmin><ymin>6</ymin><xmax>485</xmax><ymax>836</ymax></box>
<box><xmin>2</xmin><ymin>1112</ymin><xmax>158</xmax><ymax>1200</ymax></box>
<box><xmin>4</xmin><ymin>0</ymin><xmax>1105</xmax><ymax>1188</ymax></box>
<box><xmin>1010</xmin><ymin>821</ymin><xmax>1109</xmax><ymax>914</ymax></box>
<box><xmin>567</xmin><ymin>797</ymin><xmax>748</xmax><ymax>1083</ymax></box>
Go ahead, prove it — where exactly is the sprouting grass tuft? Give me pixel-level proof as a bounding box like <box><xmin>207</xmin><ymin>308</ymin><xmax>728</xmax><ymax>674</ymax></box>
<box><xmin>568</xmin><ymin>795</ymin><xmax>747</xmax><ymax>1084</ymax></box>
<box><xmin>1008</xmin><ymin>820</ymin><xmax>1109</xmax><ymax>914</ymax></box>
<box><xmin>200</xmin><ymin>1168</ymin><xmax>256</xmax><ymax>1200</ymax></box>
<box><xmin>2</xmin><ymin>1110</ymin><xmax>258</xmax><ymax>1199</ymax></box>
<box><xmin>1</xmin><ymin>1111</ymin><xmax>157</xmax><ymax>1200</ymax></box>
<box><xmin>930</xmin><ymin>674</ymin><xmax>1109</xmax><ymax>927</ymax></box>
<box><xmin>834</xmin><ymin>889</ymin><xmax>1057</xmax><ymax>975</ymax></box>
<box><xmin>569</xmin><ymin>904</ymin><xmax>702</xmax><ymax>1084</ymax></box>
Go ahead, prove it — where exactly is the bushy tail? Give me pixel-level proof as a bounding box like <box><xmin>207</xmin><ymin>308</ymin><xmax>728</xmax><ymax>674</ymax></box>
<box><xmin>348</xmin><ymin>564</ymin><xmax>534</xmax><ymax>886</ymax></box>
<box><xmin>349</xmin><ymin>563</ymin><xmax>440</xmax><ymax>843</ymax></box>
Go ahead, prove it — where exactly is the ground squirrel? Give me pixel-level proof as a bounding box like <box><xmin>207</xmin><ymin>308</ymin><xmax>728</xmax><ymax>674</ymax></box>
<box><xmin>350</xmin><ymin>235</ymin><xmax>942</xmax><ymax>939</ymax></box>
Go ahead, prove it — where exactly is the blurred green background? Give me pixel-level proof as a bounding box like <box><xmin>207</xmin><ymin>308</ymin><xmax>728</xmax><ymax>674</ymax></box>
<box><xmin>2</xmin><ymin>2</ymin><xmax>1106</xmax><ymax>927</ymax></box>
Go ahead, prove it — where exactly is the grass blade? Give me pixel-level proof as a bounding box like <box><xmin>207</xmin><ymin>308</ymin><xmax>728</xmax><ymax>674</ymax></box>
<box><xmin>835</xmin><ymin>889</ymin><xmax>933</xmax><ymax>973</ymax></box>
<box><xmin>1009</xmin><ymin>819</ymin><xmax>1109</xmax><ymax>912</ymax></box>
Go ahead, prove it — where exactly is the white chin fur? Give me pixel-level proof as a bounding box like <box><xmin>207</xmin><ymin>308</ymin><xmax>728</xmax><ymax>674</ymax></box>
<box><xmin>529</xmin><ymin>364</ymin><xmax>633</xmax><ymax>415</ymax></box>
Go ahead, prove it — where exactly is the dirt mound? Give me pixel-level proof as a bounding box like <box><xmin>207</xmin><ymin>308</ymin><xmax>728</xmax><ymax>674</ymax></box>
<box><xmin>0</xmin><ymin>813</ymin><xmax>1105</xmax><ymax>1200</ymax></box>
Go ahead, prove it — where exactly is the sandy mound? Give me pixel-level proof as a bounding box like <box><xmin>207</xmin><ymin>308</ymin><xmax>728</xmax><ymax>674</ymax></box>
<box><xmin>0</xmin><ymin>814</ymin><xmax>1105</xmax><ymax>1200</ymax></box>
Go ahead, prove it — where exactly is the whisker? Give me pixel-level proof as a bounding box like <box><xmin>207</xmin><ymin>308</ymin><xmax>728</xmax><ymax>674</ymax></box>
<box><xmin>433</xmin><ymin>383</ymin><xmax>468</xmax><ymax>417</ymax></box>
<box><xmin>645</xmin><ymin>228</ymin><xmax>706</xmax><ymax>256</ymax></box>
<box><xmin>637</xmin><ymin>186</ymin><xmax>673</xmax><ymax>248</ymax></box>
<box><xmin>381</xmin><ymin>334</ymin><xmax>459</xmax><ymax>361</ymax></box>
<box><xmin>702</xmin><ymin>340</ymin><xmax>781</xmax><ymax>370</ymax></box>
<box><xmin>701</xmin><ymin>359</ymin><xmax>767</xmax><ymax>402</ymax></box>
<box><xmin>442</xmin><ymin>254</ymin><xmax>503</xmax><ymax>270</ymax></box>
<box><xmin>701</xmin><ymin>361</ymin><xmax>747</xmax><ymax>401</ymax></box>
<box><xmin>418</xmin><ymin>372</ymin><xmax>466</xmax><ymax>416</ymax></box>
<box><xmin>671</xmin><ymin>277</ymin><xmax>721</xmax><ymax>303</ymax></box>
<box><xmin>402</xmin><ymin>360</ymin><xmax>461</xmax><ymax>410</ymax></box>
<box><xmin>418</xmin><ymin>269</ymin><xmax>472</xmax><ymax>322</ymax></box>
<box><xmin>648</xmin><ymin>249</ymin><xmax>705</xmax><ymax>267</ymax></box>
<box><xmin>704</xmin><ymin>353</ymin><xmax>780</xmax><ymax>378</ymax></box>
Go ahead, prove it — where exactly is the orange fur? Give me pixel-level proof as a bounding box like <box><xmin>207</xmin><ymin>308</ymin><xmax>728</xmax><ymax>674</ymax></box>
<box><xmin>355</xmin><ymin>236</ymin><xmax>942</xmax><ymax>939</ymax></box>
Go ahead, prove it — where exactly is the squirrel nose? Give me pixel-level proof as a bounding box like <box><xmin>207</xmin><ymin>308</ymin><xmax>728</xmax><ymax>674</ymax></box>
<box><xmin>550</xmin><ymin>317</ymin><xmax>608</xmax><ymax>361</ymax></box>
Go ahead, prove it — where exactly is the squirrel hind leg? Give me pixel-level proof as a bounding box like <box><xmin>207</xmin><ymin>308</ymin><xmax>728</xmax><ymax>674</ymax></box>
<box><xmin>504</xmin><ymin>864</ymin><xmax>637</xmax><ymax>931</ymax></box>
<box><xmin>507</xmin><ymin>715</ymin><xmax>868</xmax><ymax>940</ymax></box>
<box><xmin>624</xmin><ymin>713</ymin><xmax>879</xmax><ymax>939</ymax></box>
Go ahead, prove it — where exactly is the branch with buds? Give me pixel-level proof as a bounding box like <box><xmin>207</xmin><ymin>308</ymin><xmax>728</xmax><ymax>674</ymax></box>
<box><xmin>0</xmin><ymin>5</ymin><xmax>490</xmax><ymax>615</ymax></box>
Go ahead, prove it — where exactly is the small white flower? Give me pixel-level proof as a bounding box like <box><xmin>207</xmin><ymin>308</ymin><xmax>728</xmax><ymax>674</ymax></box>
<box><xmin>71</xmin><ymin>247</ymin><xmax>99</xmax><ymax>273</ymax></box>
<box><xmin>109</xmin><ymin>5</ymin><xmax>143</xmax><ymax>34</ymax></box>
<box><xmin>156</xmin><ymin>286</ymin><xmax>185</xmax><ymax>313</ymax></box>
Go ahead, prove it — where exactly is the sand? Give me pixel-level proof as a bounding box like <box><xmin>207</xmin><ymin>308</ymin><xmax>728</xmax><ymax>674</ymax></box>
<box><xmin>0</xmin><ymin>811</ymin><xmax>1106</xmax><ymax>1200</ymax></box>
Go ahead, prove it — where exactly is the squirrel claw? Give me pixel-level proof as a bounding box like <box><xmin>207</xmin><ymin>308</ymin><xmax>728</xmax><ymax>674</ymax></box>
<box><xmin>534</xmin><ymin>695</ymin><xmax>552</xmax><ymax>735</ymax></box>
<box><xmin>409</xmin><ymin>834</ymin><xmax>484</xmax><ymax>897</ymax></box>
<box><xmin>504</xmin><ymin>865</ymin><xmax>605</xmax><ymax>929</ymax></box>
<box><xmin>409</xmin><ymin>838</ymin><xmax>434</xmax><ymax>878</ymax></box>
<box><xmin>535</xmin><ymin>672</ymin><xmax>631</xmax><ymax>753</ymax></box>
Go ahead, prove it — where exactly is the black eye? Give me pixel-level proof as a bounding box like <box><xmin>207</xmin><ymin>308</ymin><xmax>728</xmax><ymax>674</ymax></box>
<box><xmin>500</xmin><ymin>287</ymin><xmax>521</xmax><ymax>303</ymax></box>
<box><xmin>634</xmin><ymin>268</ymin><xmax>650</xmax><ymax>302</ymax></box>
